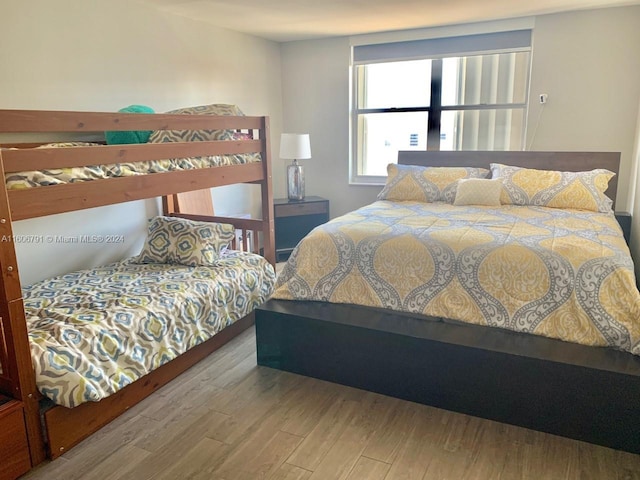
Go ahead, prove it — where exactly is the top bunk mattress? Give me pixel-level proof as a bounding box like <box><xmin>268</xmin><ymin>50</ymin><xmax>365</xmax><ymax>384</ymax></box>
<box><xmin>5</xmin><ymin>142</ymin><xmax>262</xmax><ymax>190</ymax></box>
<box><xmin>25</xmin><ymin>250</ymin><xmax>275</xmax><ymax>408</ymax></box>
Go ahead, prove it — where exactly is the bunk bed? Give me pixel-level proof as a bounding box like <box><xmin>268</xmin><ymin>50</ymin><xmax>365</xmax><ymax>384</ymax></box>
<box><xmin>0</xmin><ymin>107</ymin><xmax>275</xmax><ymax>467</ymax></box>
<box><xmin>256</xmin><ymin>150</ymin><xmax>640</xmax><ymax>454</ymax></box>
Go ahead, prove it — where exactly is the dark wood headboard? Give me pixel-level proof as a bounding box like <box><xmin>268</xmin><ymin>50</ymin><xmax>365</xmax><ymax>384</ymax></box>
<box><xmin>398</xmin><ymin>151</ymin><xmax>621</xmax><ymax>210</ymax></box>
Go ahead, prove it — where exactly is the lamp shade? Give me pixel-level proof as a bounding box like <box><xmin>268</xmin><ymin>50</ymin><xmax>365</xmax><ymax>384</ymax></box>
<box><xmin>280</xmin><ymin>133</ymin><xmax>311</xmax><ymax>160</ymax></box>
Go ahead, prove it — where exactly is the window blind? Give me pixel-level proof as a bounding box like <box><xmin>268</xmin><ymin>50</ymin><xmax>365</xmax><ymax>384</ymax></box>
<box><xmin>353</xmin><ymin>30</ymin><xmax>532</xmax><ymax>64</ymax></box>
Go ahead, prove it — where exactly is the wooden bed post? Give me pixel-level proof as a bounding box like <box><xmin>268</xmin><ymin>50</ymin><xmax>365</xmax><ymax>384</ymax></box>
<box><xmin>0</xmin><ymin>151</ymin><xmax>46</xmax><ymax>465</ymax></box>
<box><xmin>162</xmin><ymin>195</ymin><xmax>177</xmax><ymax>215</ymax></box>
<box><xmin>260</xmin><ymin>117</ymin><xmax>275</xmax><ymax>266</ymax></box>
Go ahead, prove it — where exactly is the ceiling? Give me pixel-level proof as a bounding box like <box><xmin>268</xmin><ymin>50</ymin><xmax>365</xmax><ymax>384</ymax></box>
<box><xmin>137</xmin><ymin>0</ymin><xmax>640</xmax><ymax>42</ymax></box>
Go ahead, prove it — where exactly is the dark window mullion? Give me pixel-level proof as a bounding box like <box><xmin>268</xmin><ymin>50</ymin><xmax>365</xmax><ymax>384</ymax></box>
<box><xmin>356</xmin><ymin>106</ymin><xmax>430</xmax><ymax>114</ymax></box>
<box><xmin>440</xmin><ymin>103</ymin><xmax>527</xmax><ymax>111</ymax></box>
<box><xmin>427</xmin><ymin>59</ymin><xmax>443</xmax><ymax>151</ymax></box>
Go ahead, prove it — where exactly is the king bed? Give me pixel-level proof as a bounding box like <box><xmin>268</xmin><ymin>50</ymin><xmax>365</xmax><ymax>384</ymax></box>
<box><xmin>255</xmin><ymin>150</ymin><xmax>640</xmax><ymax>454</ymax></box>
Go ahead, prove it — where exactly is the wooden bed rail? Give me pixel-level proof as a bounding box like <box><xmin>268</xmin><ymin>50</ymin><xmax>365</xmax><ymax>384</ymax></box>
<box><xmin>0</xmin><ymin>109</ymin><xmax>263</xmax><ymax>132</ymax></box>
<box><xmin>1</xmin><ymin>140</ymin><xmax>263</xmax><ymax>172</ymax></box>
<box><xmin>6</xmin><ymin>162</ymin><xmax>266</xmax><ymax>221</ymax></box>
<box><xmin>171</xmin><ymin>213</ymin><xmax>265</xmax><ymax>255</ymax></box>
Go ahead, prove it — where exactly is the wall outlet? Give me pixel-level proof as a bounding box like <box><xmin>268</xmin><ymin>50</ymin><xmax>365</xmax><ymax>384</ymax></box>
<box><xmin>539</xmin><ymin>93</ymin><xmax>548</xmax><ymax>104</ymax></box>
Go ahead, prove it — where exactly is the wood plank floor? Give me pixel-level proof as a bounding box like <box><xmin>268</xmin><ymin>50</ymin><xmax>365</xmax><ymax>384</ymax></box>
<box><xmin>23</xmin><ymin>326</ymin><xmax>640</xmax><ymax>480</ymax></box>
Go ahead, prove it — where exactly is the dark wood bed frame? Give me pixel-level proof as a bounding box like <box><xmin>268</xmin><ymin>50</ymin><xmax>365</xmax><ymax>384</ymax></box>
<box><xmin>256</xmin><ymin>150</ymin><xmax>640</xmax><ymax>454</ymax></box>
<box><xmin>0</xmin><ymin>108</ymin><xmax>275</xmax><ymax>467</ymax></box>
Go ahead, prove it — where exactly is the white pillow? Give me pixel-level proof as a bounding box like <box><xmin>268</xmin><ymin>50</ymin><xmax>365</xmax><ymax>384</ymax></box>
<box><xmin>453</xmin><ymin>178</ymin><xmax>503</xmax><ymax>206</ymax></box>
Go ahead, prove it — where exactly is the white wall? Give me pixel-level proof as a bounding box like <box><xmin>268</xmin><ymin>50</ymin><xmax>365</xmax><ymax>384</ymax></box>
<box><xmin>280</xmin><ymin>5</ymin><xmax>640</xmax><ymax>221</ymax></box>
<box><xmin>528</xmin><ymin>7</ymin><xmax>640</xmax><ymax>276</ymax></box>
<box><xmin>1</xmin><ymin>0</ymin><xmax>282</xmax><ymax>285</ymax></box>
<box><xmin>526</xmin><ymin>7</ymin><xmax>640</xmax><ymax>213</ymax></box>
<box><xmin>280</xmin><ymin>37</ymin><xmax>357</xmax><ymax>213</ymax></box>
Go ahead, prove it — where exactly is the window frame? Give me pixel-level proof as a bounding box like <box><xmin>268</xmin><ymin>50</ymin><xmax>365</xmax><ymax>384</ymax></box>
<box><xmin>350</xmin><ymin>36</ymin><xmax>532</xmax><ymax>185</ymax></box>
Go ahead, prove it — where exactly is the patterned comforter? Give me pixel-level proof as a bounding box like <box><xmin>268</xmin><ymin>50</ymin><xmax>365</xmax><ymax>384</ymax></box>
<box><xmin>25</xmin><ymin>251</ymin><xmax>275</xmax><ymax>408</ymax></box>
<box><xmin>5</xmin><ymin>142</ymin><xmax>261</xmax><ymax>190</ymax></box>
<box><xmin>274</xmin><ymin>201</ymin><xmax>640</xmax><ymax>355</ymax></box>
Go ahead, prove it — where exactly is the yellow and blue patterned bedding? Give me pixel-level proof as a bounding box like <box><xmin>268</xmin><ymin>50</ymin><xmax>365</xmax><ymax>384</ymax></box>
<box><xmin>5</xmin><ymin>142</ymin><xmax>261</xmax><ymax>190</ymax></box>
<box><xmin>25</xmin><ymin>251</ymin><xmax>275</xmax><ymax>408</ymax></box>
<box><xmin>274</xmin><ymin>201</ymin><xmax>640</xmax><ymax>355</ymax></box>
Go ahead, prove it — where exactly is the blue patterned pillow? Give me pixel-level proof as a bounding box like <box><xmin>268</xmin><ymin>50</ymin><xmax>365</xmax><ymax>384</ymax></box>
<box><xmin>147</xmin><ymin>104</ymin><xmax>244</xmax><ymax>143</ymax></box>
<box><xmin>378</xmin><ymin>164</ymin><xmax>490</xmax><ymax>203</ymax></box>
<box><xmin>134</xmin><ymin>216</ymin><xmax>235</xmax><ymax>267</ymax></box>
<box><xmin>490</xmin><ymin>163</ymin><xmax>615</xmax><ymax>212</ymax></box>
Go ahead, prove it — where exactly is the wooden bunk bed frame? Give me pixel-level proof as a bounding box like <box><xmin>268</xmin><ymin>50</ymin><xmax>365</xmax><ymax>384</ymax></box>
<box><xmin>0</xmin><ymin>108</ymin><xmax>275</xmax><ymax>466</ymax></box>
<box><xmin>256</xmin><ymin>150</ymin><xmax>640</xmax><ymax>454</ymax></box>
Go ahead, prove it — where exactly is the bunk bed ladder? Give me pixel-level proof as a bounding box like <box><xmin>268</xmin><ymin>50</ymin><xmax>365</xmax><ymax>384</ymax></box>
<box><xmin>0</xmin><ymin>151</ymin><xmax>46</xmax><ymax>466</ymax></box>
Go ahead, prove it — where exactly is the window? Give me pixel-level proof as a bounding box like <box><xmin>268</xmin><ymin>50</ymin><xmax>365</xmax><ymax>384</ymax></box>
<box><xmin>351</xmin><ymin>30</ymin><xmax>532</xmax><ymax>182</ymax></box>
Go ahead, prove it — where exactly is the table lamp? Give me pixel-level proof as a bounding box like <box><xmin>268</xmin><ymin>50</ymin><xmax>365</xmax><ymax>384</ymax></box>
<box><xmin>280</xmin><ymin>133</ymin><xmax>311</xmax><ymax>201</ymax></box>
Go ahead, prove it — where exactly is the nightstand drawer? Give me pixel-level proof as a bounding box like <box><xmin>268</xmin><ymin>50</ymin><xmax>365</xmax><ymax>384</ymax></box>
<box><xmin>0</xmin><ymin>399</ymin><xmax>31</xmax><ymax>480</ymax></box>
<box><xmin>275</xmin><ymin>201</ymin><xmax>328</xmax><ymax>218</ymax></box>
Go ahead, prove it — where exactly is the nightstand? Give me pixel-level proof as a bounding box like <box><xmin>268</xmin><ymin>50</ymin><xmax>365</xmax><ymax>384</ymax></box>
<box><xmin>0</xmin><ymin>397</ymin><xmax>31</xmax><ymax>480</ymax></box>
<box><xmin>615</xmin><ymin>212</ymin><xmax>631</xmax><ymax>245</ymax></box>
<box><xmin>274</xmin><ymin>196</ymin><xmax>330</xmax><ymax>262</ymax></box>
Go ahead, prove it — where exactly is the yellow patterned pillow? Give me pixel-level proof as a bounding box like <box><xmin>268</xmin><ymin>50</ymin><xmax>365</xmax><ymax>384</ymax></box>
<box><xmin>490</xmin><ymin>163</ymin><xmax>615</xmax><ymax>212</ymax></box>
<box><xmin>453</xmin><ymin>178</ymin><xmax>503</xmax><ymax>206</ymax></box>
<box><xmin>134</xmin><ymin>216</ymin><xmax>235</xmax><ymax>267</ymax></box>
<box><xmin>378</xmin><ymin>164</ymin><xmax>489</xmax><ymax>203</ymax></box>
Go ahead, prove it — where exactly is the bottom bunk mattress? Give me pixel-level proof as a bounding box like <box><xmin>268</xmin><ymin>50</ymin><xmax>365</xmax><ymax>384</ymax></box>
<box><xmin>274</xmin><ymin>200</ymin><xmax>640</xmax><ymax>355</ymax></box>
<box><xmin>24</xmin><ymin>251</ymin><xmax>275</xmax><ymax>408</ymax></box>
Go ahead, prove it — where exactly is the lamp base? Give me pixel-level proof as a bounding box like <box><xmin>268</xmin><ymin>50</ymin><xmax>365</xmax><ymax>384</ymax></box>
<box><xmin>287</xmin><ymin>162</ymin><xmax>305</xmax><ymax>201</ymax></box>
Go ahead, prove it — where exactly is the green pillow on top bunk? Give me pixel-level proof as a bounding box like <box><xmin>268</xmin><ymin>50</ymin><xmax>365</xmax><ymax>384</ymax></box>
<box><xmin>105</xmin><ymin>105</ymin><xmax>155</xmax><ymax>145</ymax></box>
<box><xmin>134</xmin><ymin>216</ymin><xmax>236</xmax><ymax>267</ymax></box>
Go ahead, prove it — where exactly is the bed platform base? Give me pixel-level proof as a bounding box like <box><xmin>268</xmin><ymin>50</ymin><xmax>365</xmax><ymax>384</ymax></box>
<box><xmin>256</xmin><ymin>300</ymin><xmax>640</xmax><ymax>454</ymax></box>
<box><xmin>44</xmin><ymin>312</ymin><xmax>254</xmax><ymax>459</ymax></box>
